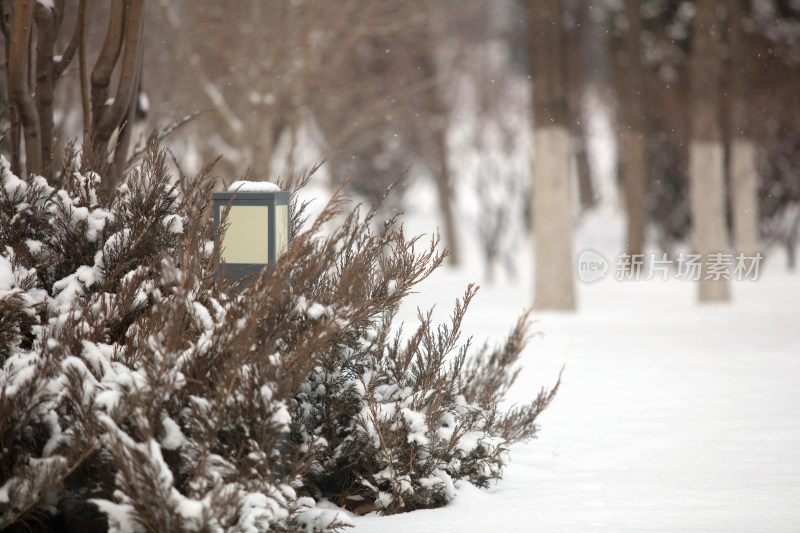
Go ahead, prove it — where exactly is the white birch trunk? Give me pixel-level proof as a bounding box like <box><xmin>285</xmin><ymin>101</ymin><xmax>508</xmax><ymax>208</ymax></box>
<box><xmin>730</xmin><ymin>139</ymin><xmax>759</xmax><ymax>255</ymax></box>
<box><xmin>533</xmin><ymin>125</ymin><xmax>576</xmax><ymax>310</ymax></box>
<box><xmin>689</xmin><ymin>140</ymin><xmax>730</xmax><ymax>302</ymax></box>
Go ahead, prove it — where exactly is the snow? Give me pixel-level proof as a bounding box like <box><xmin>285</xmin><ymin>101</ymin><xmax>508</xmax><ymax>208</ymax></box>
<box><xmin>160</xmin><ymin>416</ymin><xmax>184</xmax><ymax>450</ymax></box>
<box><xmin>228</xmin><ymin>180</ymin><xmax>282</xmax><ymax>193</ymax></box>
<box><xmin>0</xmin><ymin>254</ymin><xmax>13</xmax><ymax>291</ymax></box>
<box><xmin>163</xmin><ymin>213</ymin><xmax>184</xmax><ymax>234</ymax></box>
<box><xmin>1</xmin><ymin>357</ymin><xmax>37</xmax><ymax>397</ymax></box>
<box><xmin>260</xmin><ymin>383</ymin><xmax>273</xmax><ymax>402</ymax></box>
<box><xmin>81</xmin><ymin>340</ymin><xmax>113</xmax><ymax>376</ymax></box>
<box><xmin>203</xmin><ymin>240</ymin><xmax>214</xmax><ymax>258</ymax></box>
<box><xmin>173</xmin><ymin>495</ymin><xmax>205</xmax><ymax>527</ymax></box>
<box><xmin>1</xmin><ymin>161</ymin><xmax>27</xmax><ymax>197</ymax></box>
<box><xmin>138</xmin><ymin>92</ymin><xmax>150</xmax><ymax>115</ymax></box>
<box><xmin>306</xmin><ymin>302</ymin><xmax>328</xmax><ymax>320</ymax></box>
<box><xmin>25</xmin><ymin>239</ymin><xmax>43</xmax><ymax>255</ymax></box>
<box><xmin>50</xmin><ymin>265</ymin><xmax>103</xmax><ymax>316</ymax></box>
<box><xmin>401</xmin><ymin>408</ymin><xmax>429</xmax><ymax>445</ymax></box>
<box><xmin>90</xmin><ymin>500</ymin><xmax>141</xmax><ymax>533</ymax></box>
<box><xmin>347</xmin><ymin>208</ymin><xmax>800</xmax><ymax>531</ymax></box>
<box><xmin>191</xmin><ymin>301</ymin><xmax>214</xmax><ymax>331</ymax></box>
<box><xmin>86</xmin><ymin>208</ymin><xmax>113</xmax><ymax>242</ymax></box>
<box><xmin>295</xmin><ymin>498</ymin><xmax>354</xmax><ymax>531</ymax></box>
<box><xmin>94</xmin><ymin>389</ymin><xmax>122</xmax><ymax>412</ymax></box>
<box><xmin>270</xmin><ymin>404</ymin><xmax>292</xmax><ymax>430</ymax></box>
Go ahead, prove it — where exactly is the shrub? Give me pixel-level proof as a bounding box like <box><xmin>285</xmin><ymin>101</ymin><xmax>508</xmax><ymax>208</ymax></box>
<box><xmin>0</xmin><ymin>140</ymin><xmax>558</xmax><ymax>532</ymax></box>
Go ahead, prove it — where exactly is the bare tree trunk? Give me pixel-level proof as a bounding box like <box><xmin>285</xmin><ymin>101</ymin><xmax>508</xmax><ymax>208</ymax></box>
<box><xmin>78</xmin><ymin>0</ymin><xmax>90</xmax><ymax>140</ymax></box>
<box><xmin>90</xmin><ymin>0</ymin><xmax>125</xmax><ymax>141</ymax></box>
<box><xmin>0</xmin><ymin>0</ymin><xmax>145</xmax><ymax>185</ymax></box>
<box><xmin>727</xmin><ymin>0</ymin><xmax>759</xmax><ymax>257</ymax></box>
<box><xmin>7</xmin><ymin>0</ymin><xmax>42</xmax><ymax>176</ymax></box>
<box><xmin>730</xmin><ymin>140</ymin><xmax>759</xmax><ymax>252</ymax></box>
<box><xmin>33</xmin><ymin>1</ymin><xmax>62</xmax><ymax>173</ymax></box>
<box><xmin>431</xmin><ymin>119</ymin><xmax>460</xmax><ymax>265</ymax></box>
<box><xmin>8</xmin><ymin>104</ymin><xmax>22</xmax><ymax>177</ymax></box>
<box><xmin>530</xmin><ymin>0</ymin><xmax>576</xmax><ymax>310</ymax></box>
<box><xmin>620</xmin><ymin>0</ymin><xmax>647</xmax><ymax>257</ymax></box>
<box><xmin>689</xmin><ymin>0</ymin><xmax>730</xmax><ymax>302</ymax></box>
<box><xmin>1</xmin><ymin>2</ymin><xmax>22</xmax><ymax>175</ymax></box>
<box><xmin>574</xmin><ymin>137</ymin><xmax>595</xmax><ymax>209</ymax></box>
<box><xmin>109</xmin><ymin>28</ymin><xmax>143</xmax><ymax>183</ymax></box>
<box><xmin>419</xmin><ymin>45</ymin><xmax>460</xmax><ymax>266</ymax></box>
<box><xmin>566</xmin><ymin>1</ymin><xmax>595</xmax><ymax>210</ymax></box>
<box><xmin>93</xmin><ymin>0</ymin><xmax>145</xmax><ymax>164</ymax></box>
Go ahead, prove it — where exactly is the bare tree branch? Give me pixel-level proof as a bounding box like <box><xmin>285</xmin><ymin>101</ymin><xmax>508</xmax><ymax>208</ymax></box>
<box><xmin>156</xmin><ymin>0</ymin><xmax>244</xmax><ymax>142</ymax></box>
<box><xmin>95</xmin><ymin>0</ymin><xmax>145</xmax><ymax>153</ymax></box>
<box><xmin>54</xmin><ymin>0</ymin><xmax>83</xmax><ymax>78</ymax></box>
<box><xmin>90</xmin><ymin>0</ymin><xmax>126</xmax><ymax>138</ymax></box>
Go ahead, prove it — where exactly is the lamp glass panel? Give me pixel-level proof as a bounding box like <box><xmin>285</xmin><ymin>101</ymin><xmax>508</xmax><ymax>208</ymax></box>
<box><xmin>275</xmin><ymin>204</ymin><xmax>289</xmax><ymax>257</ymax></box>
<box><xmin>220</xmin><ymin>205</ymin><xmax>269</xmax><ymax>263</ymax></box>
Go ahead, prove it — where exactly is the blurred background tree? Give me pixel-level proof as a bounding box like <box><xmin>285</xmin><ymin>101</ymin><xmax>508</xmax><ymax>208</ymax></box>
<box><xmin>529</xmin><ymin>0</ymin><xmax>576</xmax><ymax>310</ymax></box>
<box><xmin>1</xmin><ymin>0</ymin><xmax>798</xmax><ymax>305</ymax></box>
<box><xmin>0</xmin><ymin>0</ymin><xmax>147</xmax><ymax>186</ymax></box>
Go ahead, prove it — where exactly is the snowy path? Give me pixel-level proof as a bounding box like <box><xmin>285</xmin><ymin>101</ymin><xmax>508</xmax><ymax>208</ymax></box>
<box><xmin>350</xmin><ymin>270</ymin><xmax>800</xmax><ymax>532</ymax></box>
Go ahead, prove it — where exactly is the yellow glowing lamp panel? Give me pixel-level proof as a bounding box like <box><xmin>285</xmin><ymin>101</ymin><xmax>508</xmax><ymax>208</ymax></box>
<box><xmin>275</xmin><ymin>204</ymin><xmax>289</xmax><ymax>257</ymax></box>
<box><xmin>220</xmin><ymin>205</ymin><xmax>269</xmax><ymax>264</ymax></box>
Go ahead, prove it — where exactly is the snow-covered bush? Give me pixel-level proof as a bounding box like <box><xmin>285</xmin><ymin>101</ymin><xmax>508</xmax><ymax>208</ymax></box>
<box><xmin>0</xmin><ymin>140</ymin><xmax>558</xmax><ymax>532</ymax></box>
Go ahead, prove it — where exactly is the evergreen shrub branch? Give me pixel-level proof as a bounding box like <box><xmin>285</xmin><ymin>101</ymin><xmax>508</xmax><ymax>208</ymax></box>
<box><xmin>0</xmin><ymin>138</ymin><xmax>558</xmax><ymax>532</ymax></box>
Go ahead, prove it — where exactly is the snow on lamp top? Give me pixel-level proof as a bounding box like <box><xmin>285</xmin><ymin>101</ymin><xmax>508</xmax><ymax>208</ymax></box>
<box><xmin>228</xmin><ymin>180</ymin><xmax>282</xmax><ymax>193</ymax></box>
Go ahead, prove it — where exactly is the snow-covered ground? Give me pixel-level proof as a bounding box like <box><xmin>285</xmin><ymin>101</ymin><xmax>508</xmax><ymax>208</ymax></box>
<box><xmin>347</xmin><ymin>207</ymin><xmax>800</xmax><ymax>532</ymax></box>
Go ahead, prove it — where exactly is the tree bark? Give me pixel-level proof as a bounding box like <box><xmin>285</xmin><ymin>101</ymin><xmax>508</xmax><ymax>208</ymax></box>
<box><xmin>1</xmin><ymin>0</ymin><xmax>23</xmax><ymax>176</ymax></box>
<box><xmin>8</xmin><ymin>0</ymin><xmax>42</xmax><ymax>176</ymax></box>
<box><xmin>530</xmin><ymin>0</ymin><xmax>576</xmax><ymax>310</ymax></box>
<box><xmin>94</xmin><ymin>0</ymin><xmax>145</xmax><ymax>154</ymax></box>
<box><xmin>566</xmin><ymin>0</ymin><xmax>595</xmax><ymax>210</ymax></box>
<box><xmin>90</xmin><ymin>0</ymin><xmax>126</xmax><ymax>141</ymax></box>
<box><xmin>431</xmin><ymin>118</ymin><xmax>459</xmax><ymax>266</ymax></box>
<box><xmin>419</xmin><ymin>46</ymin><xmax>460</xmax><ymax>266</ymax></box>
<box><xmin>574</xmin><ymin>137</ymin><xmax>595</xmax><ymax>209</ymax></box>
<box><xmin>109</xmin><ymin>23</ymin><xmax>143</xmax><ymax>184</ymax></box>
<box><xmin>620</xmin><ymin>0</ymin><xmax>647</xmax><ymax>257</ymax></box>
<box><xmin>689</xmin><ymin>0</ymin><xmax>730</xmax><ymax>302</ymax></box>
<box><xmin>34</xmin><ymin>1</ymin><xmax>63</xmax><ymax>172</ymax></box>
<box><xmin>727</xmin><ymin>0</ymin><xmax>759</xmax><ymax>257</ymax></box>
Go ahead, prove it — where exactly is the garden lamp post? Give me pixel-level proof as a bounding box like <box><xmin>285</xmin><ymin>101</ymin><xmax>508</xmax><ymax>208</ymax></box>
<box><xmin>213</xmin><ymin>183</ymin><xmax>290</xmax><ymax>283</ymax></box>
